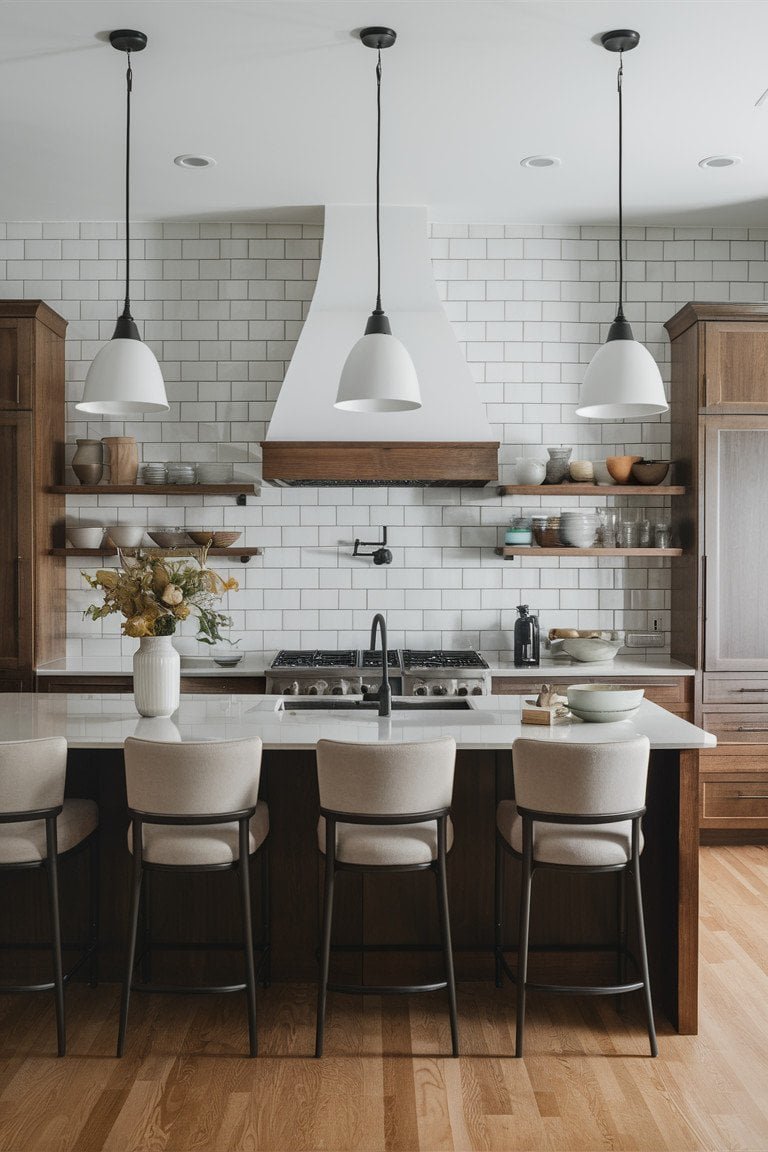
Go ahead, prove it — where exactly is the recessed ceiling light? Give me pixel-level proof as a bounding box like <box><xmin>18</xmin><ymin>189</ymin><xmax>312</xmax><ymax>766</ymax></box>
<box><xmin>174</xmin><ymin>154</ymin><xmax>217</xmax><ymax>169</ymax></box>
<box><xmin>520</xmin><ymin>155</ymin><xmax>562</xmax><ymax>168</ymax></box>
<box><xmin>698</xmin><ymin>155</ymin><xmax>742</xmax><ymax>169</ymax></box>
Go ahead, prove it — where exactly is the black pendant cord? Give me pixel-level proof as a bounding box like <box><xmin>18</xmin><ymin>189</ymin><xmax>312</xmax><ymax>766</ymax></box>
<box><xmin>122</xmin><ymin>51</ymin><xmax>133</xmax><ymax>321</ymax></box>
<box><xmin>374</xmin><ymin>48</ymin><xmax>383</xmax><ymax>315</ymax></box>
<box><xmin>616</xmin><ymin>50</ymin><xmax>625</xmax><ymax>323</ymax></box>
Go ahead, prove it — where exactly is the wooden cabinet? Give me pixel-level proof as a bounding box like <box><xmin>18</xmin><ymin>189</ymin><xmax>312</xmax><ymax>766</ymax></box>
<box><xmin>0</xmin><ymin>303</ymin><xmax>67</xmax><ymax>686</ymax></box>
<box><xmin>666</xmin><ymin>302</ymin><xmax>768</xmax><ymax>834</ymax></box>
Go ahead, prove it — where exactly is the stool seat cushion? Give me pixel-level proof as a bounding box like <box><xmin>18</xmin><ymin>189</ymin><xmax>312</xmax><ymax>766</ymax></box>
<box><xmin>0</xmin><ymin>799</ymin><xmax>98</xmax><ymax>865</ymax></box>
<box><xmin>496</xmin><ymin>799</ymin><xmax>642</xmax><ymax>868</ymax></box>
<box><xmin>317</xmin><ymin>814</ymin><xmax>454</xmax><ymax>866</ymax></box>
<box><xmin>129</xmin><ymin>800</ymin><xmax>269</xmax><ymax>866</ymax></box>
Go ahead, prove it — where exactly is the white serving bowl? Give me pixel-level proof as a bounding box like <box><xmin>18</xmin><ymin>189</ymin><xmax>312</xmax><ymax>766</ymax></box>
<box><xmin>568</xmin><ymin>704</ymin><xmax>641</xmax><ymax>724</ymax></box>
<box><xmin>67</xmin><ymin>526</ymin><xmax>105</xmax><ymax>548</ymax></box>
<box><xmin>567</xmin><ymin>684</ymin><xmax>645</xmax><ymax>713</ymax></box>
<box><xmin>105</xmin><ymin>525</ymin><xmax>146</xmax><ymax>548</ymax></box>
<box><xmin>559</xmin><ymin>514</ymin><xmax>598</xmax><ymax>547</ymax></box>
<box><xmin>550</xmin><ymin>637</ymin><xmax>623</xmax><ymax>662</ymax></box>
<box><xmin>514</xmin><ymin>458</ymin><xmax>546</xmax><ymax>485</ymax></box>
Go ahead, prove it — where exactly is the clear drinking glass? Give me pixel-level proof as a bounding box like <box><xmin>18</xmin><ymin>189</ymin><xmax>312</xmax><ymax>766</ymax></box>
<box><xmin>638</xmin><ymin>519</ymin><xmax>651</xmax><ymax>548</ymax></box>
<box><xmin>597</xmin><ymin>508</ymin><xmax>617</xmax><ymax>547</ymax></box>
<box><xmin>618</xmin><ymin>512</ymin><xmax>639</xmax><ymax>548</ymax></box>
<box><xmin>654</xmin><ymin>521</ymin><xmax>671</xmax><ymax>548</ymax></box>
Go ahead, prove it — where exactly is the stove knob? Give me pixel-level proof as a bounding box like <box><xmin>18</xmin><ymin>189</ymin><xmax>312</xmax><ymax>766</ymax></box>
<box><xmin>283</xmin><ymin>685</ymin><xmax>297</xmax><ymax>696</ymax></box>
<box><xmin>361</xmin><ymin>683</ymin><xmax>372</xmax><ymax>695</ymax></box>
<box><xmin>308</xmin><ymin>684</ymin><xmax>320</xmax><ymax>696</ymax></box>
<box><xmin>414</xmin><ymin>684</ymin><xmax>429</xmax><ymax>696</ymax></box>
<box><xmin>330</xmin><ymin>684</ymin><xmax>345</xmax><ymax>695</ymax></box>
<box><xmin>457</xmin><ymin>684</ymin><xmax>469</xmax><ymax>696</ymax></box>
<box><xmin>431</xmin><ymin>683</ymin><xmax>448</xmax><ymax>697</ymax></box>
<box><xmin>471</xmin><ymin>684</ymin><xmax>484</xmax><ymax>696</ymax></box>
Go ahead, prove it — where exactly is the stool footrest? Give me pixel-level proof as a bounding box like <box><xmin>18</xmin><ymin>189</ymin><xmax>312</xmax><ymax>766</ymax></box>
<box><xmin>327</xmin><ymin>980</ymin><xmax>448</xmax><ymax>996</ymax></box>
<box><xmin>526</xmin><ymin>979</ymin><xmax>644</xmax><ymax>996</ymax></box>
<box><xmin>130</xmin><ymin>981</ymin><xmax>247</xmax><ymax>995</ymax></box>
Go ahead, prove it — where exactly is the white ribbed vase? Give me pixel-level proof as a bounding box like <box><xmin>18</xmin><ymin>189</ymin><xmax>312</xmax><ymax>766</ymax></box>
<box><xmin>133</xmin><ymin>636</ymin><xmax>180</xmax><ymax>718</ymax></box>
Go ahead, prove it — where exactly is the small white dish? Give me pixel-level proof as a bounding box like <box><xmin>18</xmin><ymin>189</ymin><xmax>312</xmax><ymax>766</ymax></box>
<box><xmin>105</xmin><ymin>525</ymin><xmax>146</xmax><ymax>548</ymax></box>
<box><xmin>568</xmin><ymin>705</ymin><xmax>640</xmax><ymax>724</ymax></box>
<box><xmin>67</xmin><ymin>526</ymin><xmax>104</xmax><ymax>548</ymax></box>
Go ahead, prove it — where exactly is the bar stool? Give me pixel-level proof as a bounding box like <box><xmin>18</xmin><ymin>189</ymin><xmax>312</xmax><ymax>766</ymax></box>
<box><xmin>118</xmin><ymin>737</ymin><xmax>269</xmax><ymax>1058</ymax></box>
<box><xmin>315</xmin><ymin>737</ymin><xmax>458</xmax><ymax>1058</ymax></box>
<box><xmin>0</xmin><ymin>737</ymin><xmax>99</xmax><ymax>1057</ymax></box>
<box><xmin>495</xmin><ymin>736</ymin><xmax>657</xmax><ymax>1058</ymax></box>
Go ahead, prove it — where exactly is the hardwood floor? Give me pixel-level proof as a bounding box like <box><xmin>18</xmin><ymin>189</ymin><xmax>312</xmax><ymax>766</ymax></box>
<box><xmin>0</xmin><ymin>844</ymin><xmax>766</xmax><ymax>1151</ymax></box>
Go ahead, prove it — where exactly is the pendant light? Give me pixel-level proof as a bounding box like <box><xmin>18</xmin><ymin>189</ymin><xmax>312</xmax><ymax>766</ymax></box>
<box><xmin>77</xmin><ymin>30</ymin><xmax>168</xmax><ymax>415</ymax></box>
<box><xmin>335</xmin><ymin>27</ymin><xmax>420</xmax><ymax>413</ymax></box>
<box><xmin>577</xmin><ymin>30</ymin><xmax>668</xmax><ymax>420</ymax></box>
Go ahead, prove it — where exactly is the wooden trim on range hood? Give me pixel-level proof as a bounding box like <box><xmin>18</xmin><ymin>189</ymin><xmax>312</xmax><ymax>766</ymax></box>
<box><xmin>260</xmin><ymin>441</ymin><xmax>500</xmax><ymax>487</ymax></box>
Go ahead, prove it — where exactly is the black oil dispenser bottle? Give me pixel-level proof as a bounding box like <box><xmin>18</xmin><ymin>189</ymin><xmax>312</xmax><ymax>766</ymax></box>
<box><xmin>513</xmin><ymin>604</ymin><xmax>540</xmax><ymax>668</ymax></box>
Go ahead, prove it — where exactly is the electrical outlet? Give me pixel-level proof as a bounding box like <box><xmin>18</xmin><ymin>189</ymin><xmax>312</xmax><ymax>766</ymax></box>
<box><xmin>624</xmin><ymin>631</ymin><xmax>665</xmax><ymax>648</ymax></box>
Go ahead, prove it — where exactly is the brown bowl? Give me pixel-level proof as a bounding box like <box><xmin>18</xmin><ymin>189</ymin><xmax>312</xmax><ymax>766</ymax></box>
<box><xmin>605</xmin><ymin>455</ymin><xmax>643</xmax><ymax>484</ymax></box>
<box><xmin>631</xmin><ymin>460</ymin><xmax>671</xmax><ymax>485</ymax></box>
<box><xmin>187</xmin><ymin>530</ymin><xmax>241</xmax><ymax>548</ymax></box>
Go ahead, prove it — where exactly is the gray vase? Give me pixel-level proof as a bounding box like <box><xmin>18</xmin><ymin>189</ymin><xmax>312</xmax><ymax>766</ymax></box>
<box><xmin>545</xmin><ymin>447</ymin><xmax>572</xmax><ymax>484</ymax></box>
<box><xmin>72</xmin><ymin>439</ymin><xmax>104</xmax><ymax>485</ymax></box>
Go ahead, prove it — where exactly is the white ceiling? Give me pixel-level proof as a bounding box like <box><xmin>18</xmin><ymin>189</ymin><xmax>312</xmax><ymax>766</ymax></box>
<box><xmin>2</xmin><ymin>0</ymin><xmax>768</xmax><ymax>225</ymax></box>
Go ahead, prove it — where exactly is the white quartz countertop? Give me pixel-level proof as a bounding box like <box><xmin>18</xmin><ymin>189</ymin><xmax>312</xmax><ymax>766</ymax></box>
<box><xmin>0</xmin><ymin>693</ymin><xmax>715</xmax><ymax>752</ymax></box>
<box><xmin>36</xmin><ymin>653</ymin><xmax>695</xmax><ymax>679</ymax></box>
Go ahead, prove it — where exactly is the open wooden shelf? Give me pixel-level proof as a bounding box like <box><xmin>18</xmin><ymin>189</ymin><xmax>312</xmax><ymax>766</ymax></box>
<box><xmin>49</xmin><ymin>483</ymin><xmax>259</xmax><ymax>496</ymax></box>
<box><xmin>495</xmin><ymin>546</ymin><xmax>683</xmax><ymax>558</ymax></box>
<box><xmin>52</xmin><ymin>547</ymin><xmax>262</xmax><ymax>562</ymax></box>
<box><xmin>497</xmin><ymin>484</ymin><xmax>685</xmax><ymax>496</ymax></box>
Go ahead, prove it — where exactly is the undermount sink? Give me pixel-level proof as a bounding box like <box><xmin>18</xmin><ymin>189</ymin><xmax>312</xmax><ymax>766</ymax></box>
<box><xmin>277</xmin><ymin>697</ymin><xmax>472</xmax><ymax>712</ymax></box>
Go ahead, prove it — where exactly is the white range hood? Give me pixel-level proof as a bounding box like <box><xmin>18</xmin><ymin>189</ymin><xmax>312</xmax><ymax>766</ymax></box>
<box><xmin>261</xmin><ymin>204</ymin><xmax>498</xmax><ymax>486</ymax></box>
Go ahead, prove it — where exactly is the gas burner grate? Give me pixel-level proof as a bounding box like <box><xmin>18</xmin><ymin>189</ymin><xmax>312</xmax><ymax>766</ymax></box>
<box><xmin>360</xmin><ymin>649</ymin><xmax>401</xmax><ymax>669</ymax></box>
<box><xmin>271</xmin><ymin>650</ymin><xmax>358</xmax><ymax>670</ymax></box>
<box><xmin>401</xmin><ymin>649</ymin><xmax>489</xmax><ymax>670</ymax></box>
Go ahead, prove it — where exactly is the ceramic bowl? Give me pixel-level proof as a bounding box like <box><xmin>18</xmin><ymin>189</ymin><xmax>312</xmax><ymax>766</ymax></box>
<box><xmin>66</xmin><ymin>526</ymin><xmax>104</xmax><ymax>548</ymax></box>
<box><xmin>514</xmin><ymin>458</ymin><xmax>547</xmax><ymax>485</ymax></box>
<box><xmin>147</xmin><ymin>529</ymin><xmax>191</xmax><ymax>548</ymax></box>
<box><xmin>567</xmin><ymin>683</ymin><xmax>645</xmax><ymax>712</ymax></box>
<box><xmin>105</xmin><ymin>525</ymin><xmax>146</xmax><ymax>548</ymax></box>
<box><xmin>559</xmin><ymin>513</ymin><xmax>598</xmax><ymax>547</ymax></box>
<box><xmin>568</xmin><ymin>704</ymin><xmax>641</xmax><ymax>723</ymax></box>
<box><xmin>631</xmin><ymin>460</ymin><xmax>671</xmax><ymax>485</ymax></box>
<box><xmin>606</xmin><ymin>455</ymin><xmax>643</xmax><ymax>484</ymax></box>
<box><xmin>187</xmin><ymin>530</ymin><xmax>242</xmax><ymax>548</ymax></box>
<box><xmin>593</xmin><ymin>461</ymin><xmax>617</xmax><ymax>486</ymax></box>
<box><xmin>568</xmin><ymin>460</ymin><xmax>595</xmax><ymax>483</ymax></box>
<box><xmin>212</xmin><ymin>649</ymin><xmax>244</xmax><ymax>667</ymax></box>
<box><xmin>552</xmin><ymin>637</ymin><xmax>623</xmax><ymax>662</ymax></box>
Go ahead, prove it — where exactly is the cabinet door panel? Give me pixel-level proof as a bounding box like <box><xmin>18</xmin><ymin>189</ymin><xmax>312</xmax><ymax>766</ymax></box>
<box><xmin>705</xmin><ymin>418</ymin><xmax>768</xmax><ymax>670</ymax></box>
<box><xmin>0</xmin><ymin>321</ymin><xmax>32</xmax><ymax>409</ymax></box>
<box><xmin>704</xmin><ymin>322</ymin><xmax>768</xmax><ymax>411</ymax></box>
<box><xmin>0</xmin><ymin>415</ymin><xmax>33</xmax><ymax>669</ymax></box>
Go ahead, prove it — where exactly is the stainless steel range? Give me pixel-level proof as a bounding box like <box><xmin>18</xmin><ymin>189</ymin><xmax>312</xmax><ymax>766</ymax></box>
<box><xmin>266</xmin><ymin>649</ymin><xmax>490</xmax><ymax>697</ymax></box>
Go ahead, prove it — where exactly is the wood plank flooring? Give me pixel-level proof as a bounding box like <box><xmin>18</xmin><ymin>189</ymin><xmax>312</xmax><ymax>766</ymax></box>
<box><xmin>0</xmin><ymin>844</ymin><xmax>766</xmax><ymax>1151</ymax></box>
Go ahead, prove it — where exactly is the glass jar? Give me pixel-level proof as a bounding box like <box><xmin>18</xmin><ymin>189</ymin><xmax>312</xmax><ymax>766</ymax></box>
<box><xmin>654</xmin><ymin>521</ymin><xmax>671</xmax><ymax>549</ymax></box>
<box><xmin>638</xmin><ymin>518</ymin><xmax>651</xmax><ymax>548</ymax></box>
<box><xmin>505</xmin><ymin>516</ymin><xmax>532</xmax><ymax>545</ymax></box>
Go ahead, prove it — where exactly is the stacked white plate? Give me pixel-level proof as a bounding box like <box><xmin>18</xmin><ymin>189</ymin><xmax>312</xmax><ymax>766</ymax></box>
<box><xmin>559</xmin><ymin>511</ymin><xmax>599</xmax><ymax>547</ymax></box>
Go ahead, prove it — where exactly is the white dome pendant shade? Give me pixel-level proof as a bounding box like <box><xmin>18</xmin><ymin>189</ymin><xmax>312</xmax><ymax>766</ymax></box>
<box><xmin>336</xmin><ymin>330</ymin><xmax>420</xmax><ymax>412</ymax></box>
<box><xmin>577</xmin><ymin>314</ymin><xmax>668</xmax><ymax>420</ymax></box>
<box><xmin>76</xmin><ymin>30</ymin><xmax>168</xmax><ymax>418</ymax></box>
<box><xmin>334</xmin><ymin>27</ymin><xmax>421</xmax><ymax>415</ymax></box>
<box><xmin>78</xmin><ymin>329</ymin><xmax>168</xmax><ymax>415</ymax></box>
<box><xmin>577</xmin><ymin>29</ymin><xmax>667</xmax><ymax>422</ymax></box>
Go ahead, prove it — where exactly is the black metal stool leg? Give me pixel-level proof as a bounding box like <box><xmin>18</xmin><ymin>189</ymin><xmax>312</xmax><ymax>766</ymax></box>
<box><xmin>515</xmin><ymin>821</ymin><xmax>534</xmax><ymax>1059</ymax></box>
<box><xmin>45</xmin><ymin>817</ymin><xmax>66</xmax><ymax>1058</ymax></box>
<box><xmin>239</xmin><ymin>822</ymin><xmax>258</xmax><ymax>1058</ymax></box>
<box><xmin>494</xmin><ymin>834</ymin><xmax>504</xmax><ymax>988</ymax></box>
<box><xmin>140</xmin><ymin>869</ymin><xmax>151</xmax><ymax>984</ymax></box>
<box><xmin>117</xmin><ymin>827</ymin><xmax>143</xmax><ymax>1058</ymax></box>
<box><xmin>315</xmin><ymin>825</ymin><xmax>336</xmax><ymax>1058</ymax></box>
<box><xmin>435</xmin><ymin>818</ymin><xmax>459</xmax><ymax>1057</ymax></box>
<box><xmin>631</xmin><ymin>850</ymin><xmax>658</xmax><ymax>1057</ymax></box>
<box><xmin>616</xmin><ymin>867</ymin><xmax>627</xmax><ymax>1012</ymax></box>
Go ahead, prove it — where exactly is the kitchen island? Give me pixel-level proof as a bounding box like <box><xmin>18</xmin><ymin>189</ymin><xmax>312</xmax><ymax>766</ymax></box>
<box><xmin>0</xmin><ymin>693</ymin><xmax>714</xmax><ymax>1035</ymax></box>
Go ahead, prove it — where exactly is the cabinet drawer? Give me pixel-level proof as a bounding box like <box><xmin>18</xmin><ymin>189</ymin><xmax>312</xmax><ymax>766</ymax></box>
<box><xmin>702</xmin><ymin>777</ymin><xmax>768</xmax><ymax>821</ymax></box>
<box><xmin>702</xmin><ymin>711</ymin><xmax>768</xmax><ymax>743</ymax></box>
<box><xmin>491</xmin><ymin>676</ymin><xmax>689</xmax><ymax>705</ymax></box>
<box><xmin>703</xmin><ymin>675</ymin><xmax>768</xmax><ymax>705</ymax></box>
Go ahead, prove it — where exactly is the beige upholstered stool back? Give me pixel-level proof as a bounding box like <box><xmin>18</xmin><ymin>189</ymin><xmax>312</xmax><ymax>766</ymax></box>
<box><xmin>123</xmin><ymin>737</ymin><xmax>263</xmax><ymax>815</ymax></box>
<box><xmin>316</xmin><ymin>737</ymin><xmax>456</xmax><ymax>816</ymax></box>
<box><xmin>512</xmin><ymin>737</ymin><xmax>650</xmax><ymax>816</ymax></box>
<box><xmin>0</xmin><ymin>738</ymin><xmax>67</xmax><ymax>813</ymax></box>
